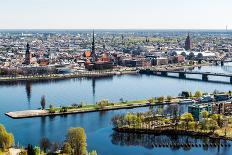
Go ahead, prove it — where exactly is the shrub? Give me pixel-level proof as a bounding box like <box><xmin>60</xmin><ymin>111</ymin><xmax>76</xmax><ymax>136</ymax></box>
<box><xmin>49</xmin><ymin>108</ymin><xmax>56</xmax><ymax>114</ymax></box>
<box><xmin>60</xmin><ymin>107</ymin><xmax>68</xmax><ymax>113</ymax></box>
<box><xmin>0</xmin><ymin>124</ymin><xmax>14</xmax><ymax>151</ymax></box>
<box><xmin>157</xmin><ymin>96</ymin><xmax>164</xmax><ymax>103</ymax></box>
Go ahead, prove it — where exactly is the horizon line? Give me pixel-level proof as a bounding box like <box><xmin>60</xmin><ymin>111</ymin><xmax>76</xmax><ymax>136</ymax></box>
<box><xmin>0</xmin><ymin>28</ymin><xmax>231</xmax><ymax>31</ymax></box>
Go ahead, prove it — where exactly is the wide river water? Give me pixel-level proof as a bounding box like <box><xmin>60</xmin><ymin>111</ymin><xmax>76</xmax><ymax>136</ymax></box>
<box><xmin>1</xmin><ymin>63</ymin><xmax>232</xmax><ymax>155</ymax></box>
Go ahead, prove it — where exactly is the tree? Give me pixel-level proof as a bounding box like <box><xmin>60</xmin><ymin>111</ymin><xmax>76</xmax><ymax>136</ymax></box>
<box><xmin>229</xmin><ymin>90</ymin><xmax>232</xmax><ymax>96</ymax></box>
<box><xmin>157</xmin><ymin>96</ymin><xmax>164</xmax><ymax>103</ymax></box>
<box><xmin>40</xmin><ymin>95</ymin><xmax>46</xmax><ymax>110</ymax></box>
<box><xmin>200</xmin><ymin>110</ymin><xmax>209</xmax><ymax>131</ymax></box>
<box><xmin>66</xmin><ymin>128</ymin><xmax>87</xmax><ymax>155</ymax></box>
<box><xmin>62</xmin><ymin>142</ymin><xmax>72</xmax><ymax>154</ymax></box>
<box><xmin>194</xmin><ymin>91</ymin><xmax>202</xmax><ymax>98</ymax></box>
<box><xmin>213</xmin><ymin>89</ymin><xmax>220</xmax><ymax>95</ymax></box>
<box><xmin>119</xmin><ymin>98</ymin><xmax>124</xmax><ymax>103</ymax></box>
<box><xmin>197</xmin><ymin>53</ymin><xmax>203</xmax><ymax>59</ymax></box>
<box><xmin>201</xmin><ymin>110</ymin><xmax>209</xmax><ymax>119</ymax></box>
<box><xmin>97</xmin><ymin>99</ymin><xmax>109</xmax><ymax>109</ymax></box>
<box><xmin>181</xmin><ymin>91</ymin><xmax>190</xmax><ymax>98</ymax></box>
<box><xmin>34</xmin><ymin>147</ymin><xmax>40</xmax><ymax>155</ymax></box>
<box><xmin>27</xmin><ymin>144</ymin><xmax>34</xmax><ymax>155</ymax></box>
<box><xmin>208</xmin><ymin>119</ymin><xmax>219</xmax><ymax>133</ymax></box>
<box><xmin>148</xmin><ymin>97</ymin><xmax>155</xmax><ymax>104</ymax></box>
<box><xmin>0</xmin><ymin>124</ymin><xmax>14</xmax><ymax>151</ymax></box>
<box><xmin>180</xmin><ymin>113</ymin><xmax>194</xmax><ymax>130</ymax></box>
<box><xmin>40</xmin><ymin>137</ymin><xmax>50</xmax><ymax>153</ymax></box>
<box><xmin>89</xmin><ymin>150</ymin><xmax>98</xmax><ymax>155</ymax></box>
<box><xmin>212</xmin><ymin>114</ymin><xmax>223</xmax><ymax>127</ymax></box>
<box><xmin>167</xmin><ymin>96</ymin><xmax>172</xmax><ymax>102</ymax></box>
<box><xmin>50</xmin><ymin>142</ymin><xmax>59</xmax><ymax>153</ymax></box>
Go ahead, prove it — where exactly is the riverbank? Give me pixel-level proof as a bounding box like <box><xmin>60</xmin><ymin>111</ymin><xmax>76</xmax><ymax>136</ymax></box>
<box><xmin>114</xmin><ymin>127</ymin><xmax>232</xmax><ymax>141</ymax></box>
<box><xmin>0</xmin><ymin>63</ymin><xmax>212</xmax><ymax>82</ymax></box>
<box><xmin>0</xmin><ymin>70</ymin><xmax>137</xmax><ymax>82</ymax></box>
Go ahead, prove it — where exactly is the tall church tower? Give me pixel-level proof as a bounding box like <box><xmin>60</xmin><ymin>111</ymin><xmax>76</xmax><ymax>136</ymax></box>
<box><xmin>184</xmin><ymin>33</ymin><xmax>191</xmax><ymax>51</ymax></box>
<box><xmin>91</xmin><ymin>30</ymin><xmax>96</xmax><ymax>62</ymax></box>
<box><xmin>25</xmin><ymin>43</ymin><xmax>31</xmax><ymax>65</ymax></box>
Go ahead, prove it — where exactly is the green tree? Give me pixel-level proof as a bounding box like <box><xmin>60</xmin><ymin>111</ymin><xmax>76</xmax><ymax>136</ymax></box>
<box><xmin>88</xmin><ymin>150</ymin><xmax>98</xmax><ymax>155</ymax></box>
<box><xmin>167</xmin><ymin>96</ymin><xmax>172</xmax><ymax>102</ymax></box>
<box><xmin>148</xmin><ymin>97</ymin><xmax>155</xmax><ymax>104</ymax></box>
<box><xmin>188</xmin><ymin>121</ymin><xmax>196</xmax><ymax>130</ymax></box>
<box><xmin>194</xmin><ymin>91</ymin><xmax>202</xmax><ymax>98</ymax></box>
<box><xmin>97</xmin><ymin>99</ymin><xmax>110</xmax><ymax>109</ymax></box>
<box><xmin>0</xmin><ymin>124</ymin><xmax>14</xmax><ymax>151</ymax></box>
<box><xmin>208</xmin><ymin>119</ymin><xmax>219</xmax><ymax>133</ymax></box>
<box><xmin>210</xmin><ymin>114</ymin><xmax>223</xmax><ymax>127</ymax></box>
<box><xmin>62</xmin><ymin>142</ymin><xmax>72</xmax><ymax>154</ymax></box>
<box><xmin>40</xmin><ymin>95</ymin><xmax>46</xmax><ymax>110</ymax></box>
<box><xmin>180</xmin><ymin>113</ymin><xmax>194</xmax><ymax>130</ymax></box>
<box><xmin>201</xmin><ymin>110</ymin><xmax>209</xmax><ymax>119</ymax></box>
<box><xmin>229</xmin><ymin>90</ymin><xmax>232</xmax><ymax>96</ymax></box>
<box><xmin>34</xmin><ymin>146</ymin><xmax>40</xmax><ymax>155</ymax></box>
<box><xmin>66</xmin><ymin>128</ymin><xmax>87</xmax><ymax>155</ymax></box>
<box><xmin>157</xmin><ymin>96</ymin><xmax>164</xmax><ymax>103</ymax></box>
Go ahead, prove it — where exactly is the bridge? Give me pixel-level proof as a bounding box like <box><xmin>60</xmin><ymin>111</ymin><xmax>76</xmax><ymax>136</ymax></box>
<box><xmin>197</xmin><ymin>57</ymin><xmax>232</xmax><ymax>66</ymax></box>
<box><xmin>139</xmin><ymin>69</ymin><xmax>232</xmax><ymax>83</ymax></box>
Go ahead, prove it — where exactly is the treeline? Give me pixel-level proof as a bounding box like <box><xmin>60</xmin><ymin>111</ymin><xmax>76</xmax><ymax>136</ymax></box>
<box><xmin>112</xmin><ymin>110</ymin><xmax>231</xmax><ymax>137</ymax></box>
<box><xmin>0</xmin><ymin>124</ymin><xmax>97</xmax><ymax>155</ymax></box>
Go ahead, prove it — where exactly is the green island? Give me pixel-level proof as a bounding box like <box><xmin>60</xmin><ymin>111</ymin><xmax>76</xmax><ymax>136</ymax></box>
<box><xmin>112</xmin><ymin>108</ymin><xmax>232</xmax><ymax>141</ymax></box>
<box><xmin>5</xmin><ymin>90</ymin><xmax>232</xmax><ymax>119</ymax></box>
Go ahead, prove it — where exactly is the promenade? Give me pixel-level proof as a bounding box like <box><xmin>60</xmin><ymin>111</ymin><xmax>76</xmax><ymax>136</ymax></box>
<box><xmin>0</xmin><ymin>70</ymin><xmax>137</xmax><ymax>82</ymax></box>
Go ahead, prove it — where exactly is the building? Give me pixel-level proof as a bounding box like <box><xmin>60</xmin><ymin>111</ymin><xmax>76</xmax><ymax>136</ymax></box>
<box><xmin>175</xmin><ymin>55</ymin><xmax>185</xmax><ymax>63</ymax></box>
<box><xmin>188</xmin><ymin>104</ymin><xmax>212</xmax><ymax>120</ymax></box>
<box><xmin>185</xmin><ymin>33</ymin><xmax>191</xmax><ymax>51</ymax></box>
<box><xmin>214</xmin><ymin>94</ymin><xmax>230</xmax><ymax>101</ymax></box>
<box><xmin>153</xmin><ymin>57</ymin><xmax>168</xmax><ymax>66</ymax></box>
<box><xmin>124</xmin><ymin>59</ymin><xmax>143</xmax><ymax>67</ymax></box>
<box><xmin>212</xmin><ymin>102</ymin><xmax>232</xmax><ymax>115</ymax></box>
<box><xmin>24</xmin><ymin>43</ymin><xmax>31</xmax><ymax>65</ymax></box>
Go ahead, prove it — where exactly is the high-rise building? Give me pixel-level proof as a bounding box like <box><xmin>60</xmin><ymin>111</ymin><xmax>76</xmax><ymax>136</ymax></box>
<box><xmin>24</xmin><ymin>43</ymin><xmax>31</xmax><ymax>65</ymax></box>
<box><xmin>91</xmin><ymin>30</ymin><xmax>96</xmax><ymax>62</ymax></box>
<box><xmin>184</xmin><ymin>33</ymin><xmax>191</xmax><ymax>51</ymax></box>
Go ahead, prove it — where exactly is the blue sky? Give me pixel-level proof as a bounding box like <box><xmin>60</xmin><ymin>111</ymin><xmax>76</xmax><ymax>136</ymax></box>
<box><xmin>0</xmin><ymin>0</ymin><xmax>231</xmax><ymax>29</ymax></box>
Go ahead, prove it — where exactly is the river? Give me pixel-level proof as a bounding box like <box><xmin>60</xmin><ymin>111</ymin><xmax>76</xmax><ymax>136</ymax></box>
<box><xmin>1</xmin><ymin>63</ymin><xmax>232</xmax><ymax>155</ymax></box>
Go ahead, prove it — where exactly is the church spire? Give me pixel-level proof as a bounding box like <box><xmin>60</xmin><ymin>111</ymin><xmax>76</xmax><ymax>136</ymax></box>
<box><xmin>25</xmin><ymin>43</ymin><xmax>31</xmax><ymax>65</ymax></box>
<box><xmin>92</xmin><ymin>29</ymin><xmax>96</xmax><ymax>62</ymax></box>
<box><xmin>184</xmin><ymin>33</ymin><xmax>191</xmax><ymax>51</ymax></box>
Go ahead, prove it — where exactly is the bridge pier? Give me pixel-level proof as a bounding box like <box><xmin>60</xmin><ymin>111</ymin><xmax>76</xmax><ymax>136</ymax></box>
<box><xmin>202</xmin><ymin>74</ymin><xmax>208</xmax><ymax>81</ymax></box>
<box><xmin>161</xmin><ymin>71</ymin><xmax>168</xmax><ymax>76</ymax></box>
<box><xmin>179</xmin><ymin>72</ymin><xmax>186</xmax><ymax>79</ymax></box>
<box><xmin>230</xmin><ymin>77</ymin><xmax>232</xmax><ymax>84</ymax></box>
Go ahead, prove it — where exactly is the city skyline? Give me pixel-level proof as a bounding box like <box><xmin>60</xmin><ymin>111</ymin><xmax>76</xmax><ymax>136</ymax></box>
<box><xmin>0</xmin><ymin>0</ymin><xmax>232</xmax><ymax>30</ymax></box>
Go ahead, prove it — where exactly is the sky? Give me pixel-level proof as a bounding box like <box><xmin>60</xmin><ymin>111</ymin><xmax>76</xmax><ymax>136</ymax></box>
<box><xmin>0</xmin><ymin>0</ymin><xmax>231</xmax><ymax>29</ymax></box>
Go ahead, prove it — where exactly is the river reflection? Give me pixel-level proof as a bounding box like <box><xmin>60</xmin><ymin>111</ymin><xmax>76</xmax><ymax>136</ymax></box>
<box><xmin>111</xmin><ymin>131</ymin><xmax>230</xmax><ymax>153</ymax></box>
